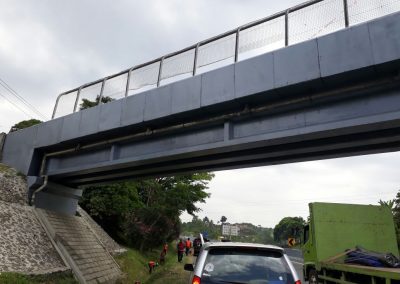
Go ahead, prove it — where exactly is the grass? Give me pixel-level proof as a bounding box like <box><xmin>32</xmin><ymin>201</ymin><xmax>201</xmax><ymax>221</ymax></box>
<box><xmin>115</xmin><ymin>244</ymin><xmax>193</xmax><ymax>284</ymax></box>
<box><xmin>0</xmin><ymin>163</ymin><xmax>10</xmax><ymax>174</ymax></box>
<box><xmin>0</xmin><ymin>271</ymin><xmax>77</xmax><ymax>284</ymax></box>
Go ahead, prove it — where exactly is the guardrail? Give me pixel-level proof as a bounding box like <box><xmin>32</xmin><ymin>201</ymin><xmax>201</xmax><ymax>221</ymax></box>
<box><xmin>52</xmin><ymin>0</ymin><xmax>400</xmax><ymax>119</ymax></box>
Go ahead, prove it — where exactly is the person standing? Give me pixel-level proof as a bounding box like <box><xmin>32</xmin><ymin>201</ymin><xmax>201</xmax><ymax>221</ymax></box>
<box><xmin>177</xmin><ymin>239</ymin><xmax>185</xmax><ymax>262</ymax></box>
<box><xmin>163</xmin><ymin>242</ymin><xmax>168</xmax><ymax>255</ymax></box>
<box><xmin>185</xmin><ymin>238</ymin><xmax>192</xmax><ymax>256</ymax></box>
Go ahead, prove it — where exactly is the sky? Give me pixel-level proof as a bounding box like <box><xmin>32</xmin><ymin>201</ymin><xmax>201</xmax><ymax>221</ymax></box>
<box><xmin>0</xmin><ymin>0</ymin><xmax>399</xmax><ymax>228</ymax></box>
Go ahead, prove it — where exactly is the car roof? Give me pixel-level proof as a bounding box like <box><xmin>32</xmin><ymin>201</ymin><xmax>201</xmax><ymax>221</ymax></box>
<box><xmin>201</xmin><ymin>242</ymin><xmax>284</xmax><ymax>252</ymax></box>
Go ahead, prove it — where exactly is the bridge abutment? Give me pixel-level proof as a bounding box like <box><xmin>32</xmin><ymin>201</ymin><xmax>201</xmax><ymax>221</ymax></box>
<box><xmin>28</xmin><ymin>177</ymin><xmax>82</xmax><ymax>215</ymax></box>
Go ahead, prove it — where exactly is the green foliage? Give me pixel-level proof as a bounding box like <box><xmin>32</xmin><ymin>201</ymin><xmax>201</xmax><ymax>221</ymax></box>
<box><xmin>0</xmin><ymin>272</ymin><xmax>77</xmax><ymax>284</ymax></box>
<box><xmin>80</xmin><ymin>182</ymin><xmax>143</xmax><ymax>242</ymax></box>
<box><xmin>379</xmin><ymin>199</ymin><xmax>396</xmax><ymax>212</ymax></box>
<box><xmin>115</xmin><ymin>245</ymin><xmax>191</xmax><ymax>284</ymax></box>
<box><xmin>80</xmin><ymin>173</ymin><xmax>214</xmax><ymax>251</ymax></box>
<box><xmin>79</xmin><ymin>95</ymin><xmax>113</xmax><ymax>110</ymax></box>
<box><xmin>273</xmin><ymin>216</ymin><xmax>306</xmax><ymax>245</ymax></box>
<box><xmin>181</xmin><ymin>217</ymin><xmax>275</xmax><ymax>245</ymax></box>
<box><xmin>392</xmin><ymin>192</ymin><xmax>400</xmax><ymax>249</ymax></box>
<box><xmin>181</xmin><ymin>215</ymin><xmax>220</xmax><ymax>239</ymax></box>
<box><xmin>81</xmin><ymin>182</ymin><xmax>142</xmax><ymax>217</ymax></box>
<box><xmin>124</xmin><ymin>208</ymin><xmax>180</xmax><ymax>251</ymax></box>
<box><xmin>10</xmin><ymin>119</ymin><xmax>41</xmax><ymax>132</ymax></box>
<box><xmin>220</xmin><ymin>216</ymin><xmax>227</xmax><ymax>223</ymax></box>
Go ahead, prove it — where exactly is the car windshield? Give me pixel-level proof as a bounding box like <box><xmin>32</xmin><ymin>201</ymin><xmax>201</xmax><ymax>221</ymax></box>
<box><xmin>200</xmin><ymin>247</ymin><xmax>294</xmax><ymax>284</ymax></box>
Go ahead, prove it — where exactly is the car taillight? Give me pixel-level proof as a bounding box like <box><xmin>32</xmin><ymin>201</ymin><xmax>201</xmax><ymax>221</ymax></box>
<box><xmin>295</xmin><ymin>281</ymin><xmax>302</xmax><ymax>284</ymax></box>
<box><xmin>192</xmin><ymin>275</ymin><xmax>201</xmax><ymax>284</ymax></box>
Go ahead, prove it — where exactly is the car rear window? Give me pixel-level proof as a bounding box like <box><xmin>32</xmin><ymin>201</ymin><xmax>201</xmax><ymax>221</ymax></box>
<box><xmin>200</xmin><ymin>247</ymin><xmax>294</xmax><ymax>284</ymax></box>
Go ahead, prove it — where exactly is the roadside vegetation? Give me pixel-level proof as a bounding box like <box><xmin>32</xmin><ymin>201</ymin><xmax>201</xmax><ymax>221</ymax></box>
<box><xmin>116</xmin><ymin>245</ymin><xmax>192</xmax><ymax>284</ymax></box>
<box><xmin>379</xmin><ymin>195</ymin><xmax>400</xmax><ymax>250</ymax></box>
<box><xmin>0</xmin><ymin>272</ymin><xmax>77</xmax><ymax>284</ymax></box>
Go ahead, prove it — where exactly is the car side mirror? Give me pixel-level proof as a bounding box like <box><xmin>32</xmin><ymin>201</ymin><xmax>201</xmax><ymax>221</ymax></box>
<box><xmin>184</xmin><ymin>264</ymin><xmax>194</xmax><ymax>271</ymax></box>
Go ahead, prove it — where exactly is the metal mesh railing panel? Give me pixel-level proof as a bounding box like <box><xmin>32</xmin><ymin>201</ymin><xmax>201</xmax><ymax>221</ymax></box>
<box><xmin>129</xmin><ymin>61</ymin><xmax>160</xmax><ymax>91</ymax></box>
<box><xmin>52</xmin><ymin>0</ymin><xmax>400</xmax><ymax>119</ymax></box>
<box><xmin>197</xmin><ymin>34</ymin><xmax>236</xmax><ymax>68</ymax></box>
<box><xmin>161</xmin><ymin>49</ymin><xmax>195</xmax><ymax>80</ymax></box>
<box><xmin>289</xmin><ymin>0</ymin><xmax>345</xmax><ymax>45</ymax></box>
<box><xmin>348</xmin><ymin>0</ymin><xmax>400</xmax><ymax>25</ymax></box>
<box><xmin>54</xmin><ymin>91</ymin><xmax>77</xmax><ymax>118</ymax></box>
<box><xmin>103</xmin><ymin>73</ymin><xmax>128</xmax><ymax>100</ymax></box>
<box><xmin>79</xmin><ymin>82</ymin><xmax>102</xmax><ymax>110</ymax></box>
<box><xmin>239</xmin><ymin>16</ymin><xmax>285</xmax><ymax>55</ymax></box>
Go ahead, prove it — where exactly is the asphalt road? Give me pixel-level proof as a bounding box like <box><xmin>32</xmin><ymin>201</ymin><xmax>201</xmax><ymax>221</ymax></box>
<box><xmin>285</xmin><ymin>248</ymin><xmax>306</xmax><ymax>283</ymax></box>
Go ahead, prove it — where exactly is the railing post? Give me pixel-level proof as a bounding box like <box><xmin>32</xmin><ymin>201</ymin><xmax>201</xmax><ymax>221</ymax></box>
<box><xmin>98</xmin><ymin>78</ymin><xmax>106</xmax><ymax>104</ymax></box>
<box><xmin>343</xmin><ymin>0</ymin><xmax>349</xmax><ymax>27</ymax></box>
<box><xmin>125</xmin><ymin>69</ymin><xmax>132</xmax><ymax>97</ymax></box>
<box><xmin>193</xmin><ymin>43</ymin><xmax>200</xmax><ymax>76</ymax></box>
<box><xmin>73</xmin><ymin>87</ymin><xmax>82</xmax><ymax>113</ymax></box>
<box><xmin>51</xmin><ymin>93</ymin><xmax>64</xmax><ymax>119</ymax></box>
<box><xmin>285</xmin><ymin>9</ymin><xmax>290</xmax><ymax>46</ymax></box>
<box><xmin>157</xmin><ymin>57</ymin><xmax>165</xmax><ymax>87</ymax></box>
<box><xmin>234</xmin><ymin>28</ymin><xmax>241</xmax><ymax>62</ymax></box>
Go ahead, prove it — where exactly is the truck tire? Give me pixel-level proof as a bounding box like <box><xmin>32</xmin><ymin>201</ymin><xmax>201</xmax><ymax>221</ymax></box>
<box><xmin>308</xmin><ymin>269</ymin><xmax>318</xmax><ymax>284</ymax></box>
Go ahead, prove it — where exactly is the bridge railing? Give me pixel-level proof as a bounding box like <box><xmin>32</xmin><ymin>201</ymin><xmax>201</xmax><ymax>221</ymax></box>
<box><xmin>52</xmin><ymin>0</ymin><xmax>400</xmax><ymax>119</ymax></box>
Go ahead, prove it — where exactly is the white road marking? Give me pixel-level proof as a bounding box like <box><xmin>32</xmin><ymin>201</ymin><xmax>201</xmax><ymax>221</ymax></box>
<box><xmin>291</xmin><ymin>260</ymin><xmax>304</xmax><ymax>265</ymax></box>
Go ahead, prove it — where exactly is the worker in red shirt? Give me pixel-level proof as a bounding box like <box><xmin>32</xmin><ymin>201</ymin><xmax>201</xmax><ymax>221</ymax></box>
<box><xmin>185</xmin><ymin>238</ymin><xmax>192</xmax><ymax>256</ymax></box>
<box><xmin>163</xmin><ymin>242</ymin><xmax>168</xmax><ymax>255</ymax></box>
<box><xmin>148</xmin><ymin>261</ymin><xmax>158</xmax><ymax>273</ymax></box>
<box><xmin>177</xmin><ymin>239</ymin><xmax>185</xmax><ymax>262</ymax></box>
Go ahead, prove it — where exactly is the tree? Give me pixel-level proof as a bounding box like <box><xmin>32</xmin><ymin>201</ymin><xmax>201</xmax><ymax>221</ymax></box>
<box><xmin>79</xmin><ymin>95</ymin><xmax>113</xmax><ymax>110</ymax></box>
<box><xmin>392</xmin><ymin>192</ymin><xmax>400</xmax><ymax>249</ymax></box>
<box><xmin>273</xmin><ymin>217</ymin><xmax>306</xmax><ymax>244</ymax></box>
<box><xmin>220</xmin><ymin>216</ymin><xmax>227</xmax><ymax>224</ymax></box>
<box><xmin>9</xmin><ymin>119</ymin><xmax>41</xmax><ymax>132</ymax></box>
<box><xmin>79</xmin><ymin>182</ymin><xmax>143</xmax><ymax>242</ymax></box>
<box><xmin>80</xmin><ymin>172</ymin><xmax>214</xmax><ymax>251</ymax></box>
<box><xmin>379</xmin><ymin>199</ymin><xmax>395</xmax><ymax>213</ymax></box>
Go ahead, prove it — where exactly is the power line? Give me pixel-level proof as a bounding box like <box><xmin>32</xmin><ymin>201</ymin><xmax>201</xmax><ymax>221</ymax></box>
<box><xmin>0</xmin><ymin>91</ymin><xmax>33</xmax><ymax>119</ymax></box>
<box><xmin>0</xmin><ymin>77</ymin><xmax>48</xmax><ymax>120</ymax></box>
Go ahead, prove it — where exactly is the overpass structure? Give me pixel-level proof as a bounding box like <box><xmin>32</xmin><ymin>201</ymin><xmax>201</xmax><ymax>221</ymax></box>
<box><xmin>1</xmin><ymin>0</ymin><xmax>400</xmax><ymax>214</ymax></box>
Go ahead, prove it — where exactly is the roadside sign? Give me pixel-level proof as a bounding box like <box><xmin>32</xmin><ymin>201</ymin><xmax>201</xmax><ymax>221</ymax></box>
<box><xmin>222</xmin><ymin>224</ymin><xmax>239</xmax><ymax>236</ymax></box>
<box><xmin>288</xmin><ymin>238</ymin><xmax>296</xmax><ymax>247</ymax></box>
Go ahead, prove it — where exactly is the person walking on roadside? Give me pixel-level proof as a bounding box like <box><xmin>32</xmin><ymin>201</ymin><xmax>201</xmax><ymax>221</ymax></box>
<box><xmin>177</xmin><ymin>239</ymin><xmax>185</xmax><ymax>262</ymax></box>
<box><xmin>185</xmin><ymin>238</ymin><xmax>192</xmax><ymax>256</ymax></box>
<box><xmin>159</xmin><ymin>250</ymin><xmax>166</xmax><ymax>265</ymax></box>
<box><xmin>163</xmin><ymin>242</ymin><xmax>169</xmax><ymax>255</ymax></box>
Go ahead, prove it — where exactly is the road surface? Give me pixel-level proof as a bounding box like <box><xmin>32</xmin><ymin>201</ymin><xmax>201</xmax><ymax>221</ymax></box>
<box><xmin>285</xmin><ymin>248</ymin><xmax>306</xmax><ymax>283</ymax></box>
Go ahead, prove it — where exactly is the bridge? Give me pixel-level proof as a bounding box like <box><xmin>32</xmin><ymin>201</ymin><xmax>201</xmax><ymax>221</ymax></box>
<box><xmin>1</xmin><ymin>0</ymin><xmax>400</xmax><ymax>214</ymax></box>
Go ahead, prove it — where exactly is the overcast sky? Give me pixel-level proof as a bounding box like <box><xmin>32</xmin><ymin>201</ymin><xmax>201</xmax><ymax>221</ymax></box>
<box><xmin>1</xmin><ymin>0</ymin><xmax>399</xmax><ymax>228</ymax></box>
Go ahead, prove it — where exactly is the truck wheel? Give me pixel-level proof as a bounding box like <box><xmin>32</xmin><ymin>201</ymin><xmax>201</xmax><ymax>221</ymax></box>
<box><xmin>308</xmin><ymin>269</ymin><xmax>318</xmax><ymax>284</ymax></box>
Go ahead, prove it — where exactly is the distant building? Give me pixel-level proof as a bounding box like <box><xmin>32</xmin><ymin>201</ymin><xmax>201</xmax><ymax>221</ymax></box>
<box><xmin>222</xmin><ymin>224</ymin><xmax>240</xmax><ymax>236</ymax></box>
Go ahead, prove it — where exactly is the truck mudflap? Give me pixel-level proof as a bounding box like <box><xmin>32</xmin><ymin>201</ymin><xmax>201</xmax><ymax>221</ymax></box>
<box><xmin>318</xmin><ymin>261</ymin><xmax>400</xmax><ymax>283</ymax></box>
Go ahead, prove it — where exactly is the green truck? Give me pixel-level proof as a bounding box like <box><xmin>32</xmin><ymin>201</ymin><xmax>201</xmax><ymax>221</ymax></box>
<box><xmin>302</xmin><ymin>202</ymin><xmax>400</xmax><ymax>284</ymax></box>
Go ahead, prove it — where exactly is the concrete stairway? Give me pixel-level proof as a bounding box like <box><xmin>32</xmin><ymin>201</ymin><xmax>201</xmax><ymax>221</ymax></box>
<box><xmin>35</xmin><ymin>209</ymin><xmax>121</xmax><ymax>284</ymax></box>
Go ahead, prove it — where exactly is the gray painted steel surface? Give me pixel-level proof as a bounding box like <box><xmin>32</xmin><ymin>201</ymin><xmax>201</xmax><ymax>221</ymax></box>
<box><xmin>1</xmin><ymin>12</ymin><xmax>400</xmax><ymax>213</ymax></box>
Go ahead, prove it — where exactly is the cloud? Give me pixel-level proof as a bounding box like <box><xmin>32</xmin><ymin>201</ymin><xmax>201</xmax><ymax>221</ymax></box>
<box><xmin>181</xmin><ymin>152</ymin><xmax>400</xmax><ymax>227</ymax></box>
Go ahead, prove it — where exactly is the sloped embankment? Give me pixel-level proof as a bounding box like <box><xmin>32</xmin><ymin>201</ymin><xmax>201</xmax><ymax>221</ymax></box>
<box><xmin>0</xmin><ymin>163</ymin><xmax>68</xmax><ymax>274</ymax></box>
